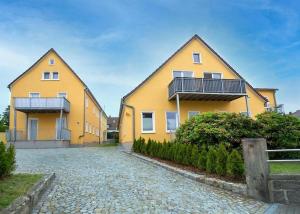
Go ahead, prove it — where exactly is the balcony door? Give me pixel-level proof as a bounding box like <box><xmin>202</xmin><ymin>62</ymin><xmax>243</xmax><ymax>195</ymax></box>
<box><xmin>28</xmin><ymin>118</ymin><xmax>38</xmax><ymax>140</ymax></box>
<box><xmin>173</xmin><ymin>71</ymin><xmax>194</xmax><ymax>78</ymax></box>
<box><xmin>56</xmin><ymin>118</ymin><xmax>67</xmax><ymax>140</ymax></box>
<box><xmin>173</xmin><ymin>71</ymin><xmax>194</xmax><ymax>92</ymax></box>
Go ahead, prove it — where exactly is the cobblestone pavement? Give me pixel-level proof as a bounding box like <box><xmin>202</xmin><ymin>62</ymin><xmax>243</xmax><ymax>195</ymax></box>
<box><xmin>16</xmin><ymin>147</ymin><xmax>270</xmax><ymax>214</ymax></box>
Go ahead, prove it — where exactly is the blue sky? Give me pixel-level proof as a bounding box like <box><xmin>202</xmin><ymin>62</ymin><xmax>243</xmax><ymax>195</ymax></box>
<box><xmin>0</xmin><ymin>0</ymin><xmax>299</xmax><ymax>116</ymax></box>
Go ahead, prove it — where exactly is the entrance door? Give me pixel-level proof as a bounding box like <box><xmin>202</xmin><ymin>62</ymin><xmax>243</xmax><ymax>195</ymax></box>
<box><xmin>56</xmin><ymin>118</ymin><xmax>66</xmax><ymax>140</ymax></box>
<box><xmin>28</xmin><ymin>119</ymin><xmax>38</xmax><ymax>140</ymax></box>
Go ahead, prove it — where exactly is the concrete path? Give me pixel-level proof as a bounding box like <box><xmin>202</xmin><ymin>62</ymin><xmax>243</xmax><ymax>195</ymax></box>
<box><xmin>16</xmin><ymin>147</ymin><xmax>272</xmax><ymax>213</ymax></box>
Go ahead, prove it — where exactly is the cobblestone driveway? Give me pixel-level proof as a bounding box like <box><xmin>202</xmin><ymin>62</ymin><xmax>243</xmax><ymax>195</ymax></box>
<box><xmin>16</xmin><ymin>147</ymin><xmax>270</xmax><ymax>214</ymax></box>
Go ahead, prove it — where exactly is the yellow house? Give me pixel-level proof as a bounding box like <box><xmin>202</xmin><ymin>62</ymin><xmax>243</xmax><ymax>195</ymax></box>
<box><xmin>7</xmin><ymin>48</ymin><xmax>107</xmax><ymax>148</ymax></box>
<box><xmin>119</xmin><ymin>35</ymin><xmax>282</xmax><ymax>145</ymax></box>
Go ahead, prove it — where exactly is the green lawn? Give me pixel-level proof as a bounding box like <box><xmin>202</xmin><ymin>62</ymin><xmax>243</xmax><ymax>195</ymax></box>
<box><xmin>270</xmin><ymin>162</ymin><xmax>300</xmax><ymax>174</ymax></box>
<box><xmin>0</xmin><ymin>174</ymin><xmax>43</xmax><ymax>209</ymax></box>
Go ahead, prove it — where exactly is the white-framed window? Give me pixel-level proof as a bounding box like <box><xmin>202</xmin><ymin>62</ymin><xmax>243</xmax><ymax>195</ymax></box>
<box><xmin>192</xmin><ymin>53</ymin><xmax>201</xmax><ymax>64</ymax></box>
<box><xmin>85</xmin><ymin>122</ymin><xmax>89</xmax><ymax>132</ymax></box>
<box><xmin>188</xmin><ymin>111</ymin><xmax>200</xmax><ymax>119</ymax></box>
<box><xmin>49</xmin><ymin>58</ymin><xmax>55</xmax><ymax>65</ymax></box>
<box><xmin>204</xmin><ymin>72</ymin><xmax>222</xmax><ymax>79</ymax></box>
<box><xmin>240</xmin><ymin>112</ymin><xmax>251</xmax><ymax>117</ymax></box>
<box><xmin>173</xmin><ymin>71</ymin><xmax>194</xmax><ymax>78</ymax></box>
<box><xmin>166</xmin><ymin>112</ymin><xmax>178</xmax><ymax>132</ymax></box>
<box><xmin>29</xmin><ymin>92</ymin><xmax>40</xmax><ymax>98</ymax></box>
<box><xmin>43</xmin><ymin>72</ymin><xmax>51</xmax><ymax>80</ymax></box>
<box><xmin>141</xmin><ymin>112</ymin><xmax>155</xmax><ymax>133</ymax></box>
<box><xmin>52</xmin><ymin>72</ymin><xmax>59</xmax><ymax>80</ymax></box>
<box><xmin>57</xmin><ymin>92</ymin><xmax>67</xmax><ymax>98</ymax></box>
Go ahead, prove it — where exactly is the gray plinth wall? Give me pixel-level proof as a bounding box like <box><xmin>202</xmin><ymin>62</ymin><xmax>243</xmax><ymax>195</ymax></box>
<box><xmin>242</xmin><ymin>138</ymin><xmax>270</xmax><ymax>202</ymax></box>
<box><xmin>242</xmin><ymin>138</ymin><xmax>300</xmax><ymax>205</ymax></box>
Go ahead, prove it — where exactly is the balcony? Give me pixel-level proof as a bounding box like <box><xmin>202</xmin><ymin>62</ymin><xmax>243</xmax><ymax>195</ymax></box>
<box><xmin>168</xmin><ymin>78</ymin><xmax>247</xmax><ymax>101</ymax></box>
<box><xmin>14</xmin><ymin>97</ymin><xmax>70</xmax><ymax>113</ymax></box>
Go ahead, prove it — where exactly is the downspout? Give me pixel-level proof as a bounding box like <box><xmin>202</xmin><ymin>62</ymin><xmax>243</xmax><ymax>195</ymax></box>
<box><xmin>79</xmin><ymin>89</ymin><xmax>86</xmax><ymax>143</ymax></box>
<box><xmin>121</xmin><ymin>100</ymin><xmax>135</xmax><ymax>142</ymax></box>
<box><xmin>99</xmin><ymin>110</ymin><xmax>102</xmax><ymax>144</ymax></box>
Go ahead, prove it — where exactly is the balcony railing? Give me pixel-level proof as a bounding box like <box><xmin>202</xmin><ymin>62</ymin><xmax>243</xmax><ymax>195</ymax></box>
<box><xmin>168</xmin><ymin>78</ymin><xmax>247</xmax><ymax>101</ymax></box>
<box><xmin>265</xmin><ymin>104</ymin><xmax>284</xmax><ymax>114</ymax></box>
<box><xmin>14</xmin><ymin>97</ymin><xmax>70</xmax><ymax>113</ymax></box>
<box><xmin>6</xmin><ymin>128</ymin><xmax>71</xmax><ymax>141</ymax></box>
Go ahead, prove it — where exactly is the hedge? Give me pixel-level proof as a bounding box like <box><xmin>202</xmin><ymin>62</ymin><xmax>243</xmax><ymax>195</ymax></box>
<box><xmin>0</xmin><ymin>142</ymin><xmax>16</xmax><ymax>178</ymax></box>
<box><xmin>176</xmin><ymin>112</ymin><xmax>300</xmax><ymax>158</ymax></box>
<box><xmin>133</xmin><ymin>138</ymin><xmax>244</xmax><ymax>179</ymax></box>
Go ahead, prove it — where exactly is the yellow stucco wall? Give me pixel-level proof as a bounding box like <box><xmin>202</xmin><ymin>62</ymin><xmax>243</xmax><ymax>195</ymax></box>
<box><xmin>256</xmin><ymin>90</ymin><xmax>277</xmax><ymax>108</ymax></box>
<box><xmin>0</xmin><ymin>133</ymin><xmax>6</xmax><ymax>144</ymax></box>
<box><xmin>9</xmin><ymin>50</ymin><xmax>106</xmax><ymax>144</ymax></box>
<box><xmin>120</xmin><ymin>37</ymin><xmax>269</xmax><ymax>143</ymax></box>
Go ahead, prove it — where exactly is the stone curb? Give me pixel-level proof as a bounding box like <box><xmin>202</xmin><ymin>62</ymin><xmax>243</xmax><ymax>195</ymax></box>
<box><xmin>1</xmin><ymin>173</ymin><xmax>56</xmax><ymax>214</ymax></box>
<box><xmin>125</xmin><ymin>151</ymin><xmax>248</xmax><ymax>197</ymax></box>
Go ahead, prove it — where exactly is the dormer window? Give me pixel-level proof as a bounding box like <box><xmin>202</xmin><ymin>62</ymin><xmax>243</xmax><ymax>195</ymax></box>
<box><xmin>49</xmin><ymin>59</ymin><xmax>55</xmax><ymax>65</ymax></box>
<box><xmin>43</xmin><ymin>72</ymin><xmax>51</xmax><ymax>80</ymax></box>
<box><xmin>53</xmin><ymin>72</ymin><xmax>59</xmax><ymax>80</ymax></box>
<box><xmin>193</xmin><ymin>53</ymin><xmax>201</xmax><ymax>64</ymax></box>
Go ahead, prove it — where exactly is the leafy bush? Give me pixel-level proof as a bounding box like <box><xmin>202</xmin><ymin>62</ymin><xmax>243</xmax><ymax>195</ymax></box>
<box><xmin>198</xmin><ymin>145</ymin><xmax>207</xmax><ymax>170</ymax></box>
<box><xmin>227</xmin><ymin>149</ymin><xmax>244</xmax><ymax>178</ymax></box>
<box><xmin>256</xmin><ymin>112</ymin><xmax>300</xmax><ymax>158</ymax></box>
<box><xmin>176</xmin><ymin>112</ymin><xmax>261</xmax><ymax>148</ymax></box>
<box><xmin>216</xmin><ymin>144</ymin><xmax>229</xmax><ymax>176</ymax></box>
<box><xmin>206</xmin><ymin>147</ymin><xmax>217</xmax><ymax>173</ymax></box>
<box><xmin>0</xmin><ymin>142</ymin><xmax>16</xmax><ymax>178</ymax></box>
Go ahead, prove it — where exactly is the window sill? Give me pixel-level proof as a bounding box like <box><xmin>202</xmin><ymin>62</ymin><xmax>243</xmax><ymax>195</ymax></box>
<box><xmin>41</xmin><ymin>79</ymin><xmax>60</xmax><ymax>81</ymax></box>
<box><xmin>141</xmin><ymin>131</ymin><xmax>156</xmax><ymax>134</ymax></box>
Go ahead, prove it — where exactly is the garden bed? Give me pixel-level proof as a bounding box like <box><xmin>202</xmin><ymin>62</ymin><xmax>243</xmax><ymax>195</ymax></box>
<box><xmin>146</xmin><ymin>154</ymin><xmax>245</xmax><ymax>183</ymax></box>
<box><xmin>0</xmin><ymin>174</ymin><xmax>42</xmax><ymax>209</ymax></box>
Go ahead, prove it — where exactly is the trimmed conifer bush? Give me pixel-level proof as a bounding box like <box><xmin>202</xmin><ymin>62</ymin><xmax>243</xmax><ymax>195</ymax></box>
<box><xmin>216</xmin><ymin>144</ymin><xmax>228</xmax><ymax>176</ymax></box>
<box><xmin>0</xmin><ymin>142</ymin><xmax>16</xmax><ymax>178</ymax></box>
<box><xmin>190</xmin><ymin>144</ymin><xmax>199</xmax><ymax>167</ymax></box>
<box><xmin>227</xmin><ymin>149</ymin><xmax>244</xmax><ymax>178</ymax></box>
<box><xmin>198</xmin><ymin>145</ymin><xmax>207</xmax><ymax>170</ymax></box>
<box><xmin>206</xmin><ymin>147</ymin><xmax>217</xmax><ymax>173</ymax></box>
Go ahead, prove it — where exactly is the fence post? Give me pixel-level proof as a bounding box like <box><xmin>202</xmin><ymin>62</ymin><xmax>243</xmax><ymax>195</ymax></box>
<box><xmin>242</xmin><ymin>138</ymin><xmax>269</xmax><ymax>202</ymax></box>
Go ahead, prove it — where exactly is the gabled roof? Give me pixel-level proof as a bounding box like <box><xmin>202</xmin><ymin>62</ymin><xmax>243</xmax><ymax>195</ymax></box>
<box><xmin>122</xmin><ymin>34</ymin><xmax>267</xmax><ymax>102</ymax></box>
<box><xmin>255</xmin><ymin>88</ymin><xmax>278</xmax><ymax>91</ymax></box>
<box><xmin>8</xmin><ymin>48</ymin><xmax>107</xmax><ymax>117</ymax></box>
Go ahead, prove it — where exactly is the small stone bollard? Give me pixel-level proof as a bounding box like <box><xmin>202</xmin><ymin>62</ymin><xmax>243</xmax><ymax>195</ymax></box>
<box><xmin>242</xmin><ymin>138</ymin><xmax>269</xmax><ymax>202</ymax></box>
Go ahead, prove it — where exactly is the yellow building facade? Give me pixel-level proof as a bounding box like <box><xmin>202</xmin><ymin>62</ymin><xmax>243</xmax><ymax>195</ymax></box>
<box><xmin>8</xmin><ymin>49</ymin><xmax>107</xmax><ymax>147</ymax></box>
<box><xmin>119</xmin><ymin>35</ymin><xmax>280</xmax><ymax>144</ymax></box>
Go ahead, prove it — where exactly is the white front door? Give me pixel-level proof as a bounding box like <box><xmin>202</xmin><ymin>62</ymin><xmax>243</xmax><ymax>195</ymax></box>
<box><xmin>28</xmin><ymin>119</ymin><xmax>38</xmax><ymax>140</ymax></box>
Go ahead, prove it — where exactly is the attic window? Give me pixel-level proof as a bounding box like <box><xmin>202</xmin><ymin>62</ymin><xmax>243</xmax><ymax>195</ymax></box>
<box><xmin>193</xmin><ymin>53</ymin><xmax>201</xmax><ymax>64</ymax></box>
<box><xmin>49</xmin><ymin>59</ymin><xmax>55</xmax><ymax>65</ymax></box>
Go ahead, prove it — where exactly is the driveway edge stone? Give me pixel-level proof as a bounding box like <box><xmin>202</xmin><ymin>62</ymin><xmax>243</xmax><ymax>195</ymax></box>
<box><xmin>1</xmin><ymin>173</ymin><xmax>55</xmax><ymax>214</ymax></box>
<box><xmin>125</xmin><ymin>151</ymin><xmax>248</xmax><ymax>197</ymax></box>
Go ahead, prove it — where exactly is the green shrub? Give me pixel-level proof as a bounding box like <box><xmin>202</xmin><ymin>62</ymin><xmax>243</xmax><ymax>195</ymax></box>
<box><xmin>256</xmin><ymin>112</ymin><xmax>300</xmax><ymax>158</ymax></box>
<box><xmin>216</xmin><ymin>144</ymin><xmax>228</xmax><ymax>176</ymax></box>
<box><xmin>0</xmin><ymin>142</ymin><xmax>16</xmax><ymax>178</ymax></box>
<box><xmin>206</xmin><ymin>147</ymin><xmax>217</xmax><ymax>173</ymax></box>
<box><xmin>190</xmin><ymin>144</ymin><xmax>199</xmax><ymax>167</ymax></box>
<box><xmin>176</xmin><ymin>112</ymin><xmax>261</xmax><ymax>148</ymax></box>
<box><xmin>198</xmin><ymin>145</ymin><xmax>207</xmax><ymax>170</ymax></box>
<box><xmin>227</xmin><ymin>149</ymin><xmax>244</xmax><ymax>178</ymax></box>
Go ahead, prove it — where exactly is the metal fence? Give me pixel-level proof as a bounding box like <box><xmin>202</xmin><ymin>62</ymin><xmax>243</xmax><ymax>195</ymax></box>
<box><xmin>266</xmin><ymin>148</ymin><xmax>300</xmax><ymax>163</ymax></box>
